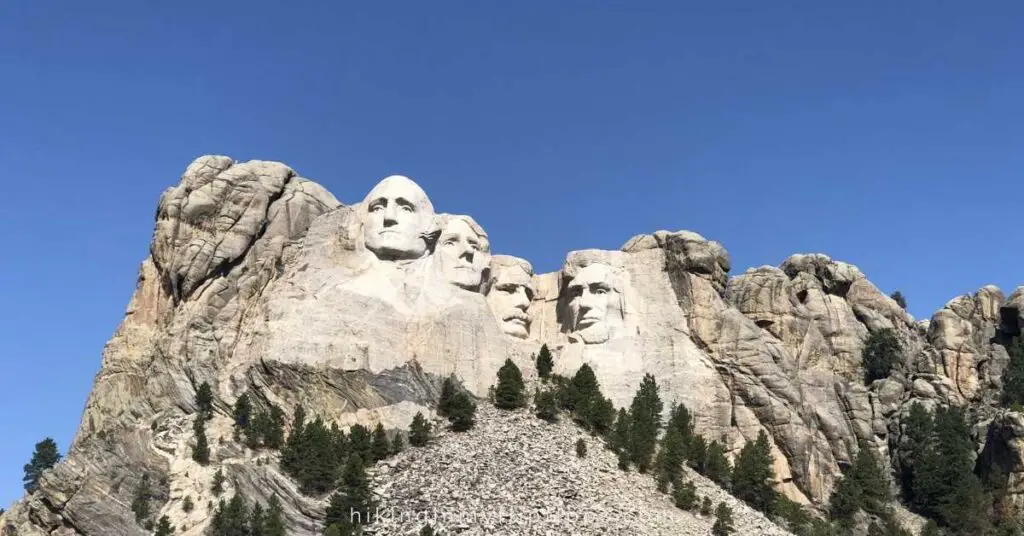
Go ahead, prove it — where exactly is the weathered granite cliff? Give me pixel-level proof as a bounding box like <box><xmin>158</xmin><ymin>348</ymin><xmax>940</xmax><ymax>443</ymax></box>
<box><xmin>2</xmin><ymin>156</ymin><xmax>1021</xmax><ymax>535</ymax></box>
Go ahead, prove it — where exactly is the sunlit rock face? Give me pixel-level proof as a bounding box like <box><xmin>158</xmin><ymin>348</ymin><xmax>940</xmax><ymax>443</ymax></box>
<box><xmin>484</xmin><ymin>255</ymin><xmax>535</xmax><ymax>339</ymax></box>
<box><xmin>7</xmin><ymin>155</ymin><xmax>1024</xmax><ymax>536</ymax></box>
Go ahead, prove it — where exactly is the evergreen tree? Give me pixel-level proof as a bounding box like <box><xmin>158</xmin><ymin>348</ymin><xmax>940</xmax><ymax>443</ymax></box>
<box><xmin>536</xmin><ymin>344</ymin><xmax>554</xmax><ymax>380</ymax></box>
<box><xmin>131</xmin><ymin>474</ymin><xmax>152</xmax><ymax>523</ymax></box>
<box><xmin>494</xmin><ymin>358</ymin><xmax>527</xmax><ymax>409</ymax></box>
<box><xmin>212</xmin><ymin>467</ymin><xmax>226</xmax><ymax>496</ymax></box>
<box><xmin>193</xmin><ymin>415</ymin><xmax>211</xmax><ymax>464</ymax></box>
<box><xmin>391</xmin><ymin>434</ymin><xmax>404</xmax><ymax>455</ymax></box>
<box><xmin>409</xmin><ymin>412</ymin><xmax>432</xmax><ymax>447</ymax></box>
<box><xmin>154</xmin><ymin>514</ymin><xmax>174</xmax><ymax>536</ymax></box>
<box><xmin>447</xmin><ymin>391</ymin><xmax>477</xmax><ymax>432</ymax></box>
<box><xmin>565</xmin><ymin>364</ymin><xmax>600</xmax><ymax>412</ymax></box>
<box><xmin>420</xmin><ymin>524</ymin><xmax>436</xmax><ymax>536</ymax></box>
<box><xmin>582</xmin><ymin>395</ymin><xmax>616</xmax><ymax>435</ymax></box>
<box><xmin>22</xmin><ymin>437</ymin><xmax>61</xmax><ymax>492</ymax></box>
<box><xmin>196</xmin><ymin>381</ymin><xmax>215</xmax><ymax>420</ymax></box>
<box><xmin>249</xmin><ymin>501</ymin><xmax>266</xmax><ymax>536</ymax></box>
<box><xmin>264</xmin><ymin>405</ymin><xmax>286</xmax><ymax>450</ymax></box>
<box><xmin>233</xmin><ymin>392</ymin><xmax>252</xmax><ymax>437</ymax></box>
<box><xmin>438</xmin><ymin>376</ymin><xmax>458</xmax><ymax>417</ymax></box>
<box><xmin>349</xmin><ymin>424</ymin><xmax>372</xmax><ymax>462</ymax></box>
<box><xmin>900</xmin><ymin>402</ymin><xmax>934</xmax><ymax>502</ymax></box>
<box><xmin>371</xmin><ymin>423</ymin><xmax>390</xmax><ymax>462</ymax></box>
<box><xmin>281</xmin><ymin>405</ymin><xmax>307</xmax><ymax>474</ymax></box>
<box><xmin>654</xmin><ymin>416</ymin><xmax>687</xmax><ymax>490</ymax></box>
<box><xmin>609</xmin><ymin>409</ymin><xmax>631</xmax><ymax>456</ymax></box>
<box><xmin>576</xmin><ymin>438</ymin><xmax>587</xmax><ymax>458</ymax></box>
<box><xmin>211</xmin><ymin>493</ymin><xmax>249</xmax><ymax>536</ymax></box>
<box><xmin>890</xmin><ymin>291</ymin><xmax>907</xmax><ymax>310</ymax></box>
<box><xmin>920</xmin><ymin>520</ymin><xmax>941</xmax><ymax>536</ymax></box>
<box><xmin>862</xmin><ymin>329</ymin><xmax>902</xmax><ymax>383</ymax></box>
<box><xmin>774</xmin><ymin>496</ymin><xmax>813</xmax><ymax>536</ymax></box>
<box><xmin>849</xmin><ymin>447</ymin><xmax>890</xmax><ymax>516</ymax></box>
<box><xmin>712</xmin><ymin>502</ymin><xmax>735</xmax><ymax>536</ymax></box>
<box><xmin>1002</xmin><ymin>337</ymin><xmax>1024</xmax><ymax>407</ymax></box>
<box><xmin>704</xmin><ymin>440</ymin><xmax>731</xmax><ymax>488</ymax></box>
<box><xmin>265</xmin><ymin>495</ymin><xmax>286</xmax><ymax>536</ymax></box>
<box><xmin>732</xmin><ymin>431</ymin><xmax>776</xmax><ymax>514</ymax></box>
<box><xmin>828</xmin><ymin>466</ymin><xmax>862</xmax><ymax>527</ymax></box>
<box><xmin>673</xmin><ymin>480</ymin><xmax>698</xmax><ymax>511</ymax></box>
<box><xmin>325</xmin><ymin>455</ymin><xmax>375</xmax><ymax>527</ymax></box>
<box><xmin>627</xmin><ymin>374</ymin><xmax>663</xmax><ymax>473</ymax></box>
<box><xmin>534</xmin><ymin>387</ymin><xmax>559</xmax><ymax>422</ymax></box>
<box><xmin>182</xmin><ymin>496</ymin><xmax>194</xmax><ymax>513</ymax></box>
<box><xmin>293</xmin><ymin>418</ymin><xmax>341</xmax><ymax>494</ymax></box>
<box><xmin>700</xmin><ymin>496</ymin><xmax>713</xmax><ymax>516</ymax></box>
<box><xmin>687</xmin><ymin>434</ymin><xmax>708</xmax><ymax>472</ymax></box>
<box><xmin>666</xmin><ymin>404</ymin><xmax>695</xmax><ymax>458</ymax></box>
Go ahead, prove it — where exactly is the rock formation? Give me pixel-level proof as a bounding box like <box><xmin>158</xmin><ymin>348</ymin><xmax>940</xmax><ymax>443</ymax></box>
<box><xmin>2</xmin><ymin>155</ymin><xmax>1022</xmax><ymax>535</ymax></box>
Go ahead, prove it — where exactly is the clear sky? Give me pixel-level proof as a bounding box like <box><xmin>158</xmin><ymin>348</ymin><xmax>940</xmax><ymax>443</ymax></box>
<box><xmin>1</xmin><ymin>1</ymin><xmax>1022</xmax><ymax>508</ymax></box>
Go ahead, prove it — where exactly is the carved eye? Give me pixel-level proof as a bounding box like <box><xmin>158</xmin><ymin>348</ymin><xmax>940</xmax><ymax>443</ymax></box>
<box><xmin>369</xmin><ymin>201</ymin><xmax>385</xmax><ymax>212</ymax></box>
<box><xmin>592</xmin><ymin>285</ymin><xmax>609</xmax><ymax>295</ymax></box>
<box><xmin>400</xmin><ymin>204</ymin><xmax>414</xmax><ymax>213</ymax></box>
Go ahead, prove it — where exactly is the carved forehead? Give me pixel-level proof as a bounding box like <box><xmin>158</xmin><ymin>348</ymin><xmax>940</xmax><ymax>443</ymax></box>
<box><xmin>363</xmin><ymin>175</ymin><xmax>434</xmax><ymax>213</ymax></box>
<box><xmin>567</xmin><ymin>263</ymin><xmax>615</xmax><ymax>288</ymax></box>
<box><xmin>438</xmin><ymin>214</ymin><xmax>490</xmax><ymax>252</ymax></box>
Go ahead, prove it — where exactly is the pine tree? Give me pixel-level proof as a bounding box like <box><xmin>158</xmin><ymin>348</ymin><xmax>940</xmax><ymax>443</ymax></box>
<box><xmin>576</xmin><ymin>438</ymin><xmax>587</xmax><ymax>458</ymax></box>
<box><xmin>565</xmin><ymin>364</ymin><xmax>600</xmax><ymax>412</ymax></box>
<box><xmin>862</xmin><ymin>329</ymin><xmax>902</xmax><ymax>383</ymax></box>
<box><xmin>712</xmin><ymin>502</ymin><xmax>735</xmax><ymax>536</ymax></box>
<box><xmin>419</xmin><ymin>524</ymin><xmax>436</xmax><ymax>536</ymax></box>
<box><xmin>212</xmin><ymin>468</ymin><xmax>225</xmax><ymax>496</ymax></box>
<box><xmin>609</xmin><ymin>409</ymin><xmax>631</xmax><ymax>456</ymax></box>
<box><xmin>1002</xmin><ymin>337</ymin><xmax>1024</xmax><ymax>407</ymax></box>
<box><xmin>249</xmin><ymin>501</ymin><xmax>266</xmax><ymax>536</ymax></box>
<box><xmin>627</xmin><ymin>374</ymin><xmax>663</xmax><ymax>473</ymax></box>
<box><xmin>265</xmin><ymin>495</ymin><xmax>286</xmax><ymax>536</ymax></box>
<box><xmin>534</xmin><ymin>387</ymin><xmax>559</xmax><ymax>422</ymax></box>
<box><xmin>281</xmin><ymin>405</ymin><xmax>307</xmax><ymax>474</ymax></box>
<box><xmin>391</xmin><ymin>434</ymin><xmax>404</xmax><ymax>455</ymax></box>
<box><xmin>829</xmin><ymin>465</ymin><xmax>862</xmax><ymax>527</ymax></box>
<box><xmin>193</xmin><ymin>415</ymin><xmax>211</xmax><ymax>464</ymax></box>
<box><xmin>890</xmin><ymin>291</ymin><xmax>907</xmax><ymax>310</ymax></box>
<box><xmin>22</xmin><ymin>437</ymin><xmax>61</xmax><ymax>492</ymax></box>
<box><xmin>264</xmin><ymin>405</ymin><xmax>286</xmax><ymax>450</ymax></box>
<box><xmin>371</xmin><ymin>423</ymin><xmax>390</xmax><ymax>462</ymax></box>
<box><xmin>673</xmin><ymin>480</ymin><xmax>698</xmax><ymax>511</ymax></box>
<box><xmin>409</xmin><ymin>412</ymin><xmax>432</xmax><ymax>447</ymax></box>
<box><xmin>700</xmin><ymin>496</ymin><xmax>713</xmax><ymax>516</ymax></box>
<box><xmin>654</xmin><ymin>418</ymin><xmax>686</xmax><ymax>490</ymax></box>
<box><xmin>294</xmin><ymin>418</ymin><xmax>341</xmax><ymax>494</ymax></box>
<box><xmin>704</xmin><ymin>440</ymin><xmax>729</xmax><ymax>485</ymax></box>
<box><xmin>196</xmin><ymin>381</ymin><xmax>214</xmax><ymax>420</ymax></box>
<box><xmin>494</xmin><ymin>358</ymin><xmax>527</xmax><ymax>409</ymax></box>
<box><xmin>732</xmin><ymin>431</ymin><xmax>776</xmax><ymax>514</ymax></box>
<box><xmin>131</xmin><ymin>474</ymin><xmax>151</xmax><ymax>523</ymax></box>
<box><xmin>536</xmin><ymin>344</ymin><xmax>554</xmax><ymax>380</ymax></box>
<box><xmin>211</xmin><ymin>493</ymin><xmax>249</xmax><ymax>536</ymax></box>
<box><xmin>448</xmin><ymin>391</ymin><xmax>477</xmax><ymax>432</ymax></box>
<box><xmin>233</xmin><ymin>392</ymin><xmax>252</xmax><ymax>438</ymax></box>
<box><xmin>438</xmin><ymin>376</ymin><xmax>458</xmax><ymax>417</ymax></box>
<box><xmin>325</xmin><ymin>455</ymin><xmax>375</xmax><ymax>527</ymax></box>
<box><xmin>849</xmin><ymin>447</ymin><xmax>890</xmax><ymax>516</ymax></box>
<box><xmin>154</xmin><ymin>514</ymin><xmax>174</xmax><ymax>536</ymax></box>
<box><xmin>582</xmin><ymin>395</ymin><xmax>616</xmax><ymax>435</ymax></box>
<box><xmin>349</xmin><ymin>424</ymin><xmax>372</xmax><ymax>462</ymax></box>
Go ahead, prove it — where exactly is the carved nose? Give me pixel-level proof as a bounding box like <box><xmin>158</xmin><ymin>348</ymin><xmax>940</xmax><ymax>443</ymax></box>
<box><xmin>512</xmin><ymin>288</ymin><xmax>529</xmax><ymax>309</ymax></box>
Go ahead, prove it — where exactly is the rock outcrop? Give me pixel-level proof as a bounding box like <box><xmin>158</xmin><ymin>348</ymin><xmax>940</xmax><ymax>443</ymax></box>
<box><xmin>3</xmin><ymin>155</ymin><xmax>1022</xmax><ymax>535</ymax></box>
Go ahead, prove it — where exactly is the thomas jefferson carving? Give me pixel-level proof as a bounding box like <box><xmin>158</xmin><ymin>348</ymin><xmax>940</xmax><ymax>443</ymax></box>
<box><xmin>362</xmin><ymin>175</ymin><xmax>436</xmax><ymax>261</ymax></box>
<box><xmin>484</xmin><ymin>255</ymin><xmax>535</xmax><ymax>338</ymax></box>
<box><xmin>434</xmin><ymin>214</ymin><xmax>490</xmax><ymax>291</ymax></box>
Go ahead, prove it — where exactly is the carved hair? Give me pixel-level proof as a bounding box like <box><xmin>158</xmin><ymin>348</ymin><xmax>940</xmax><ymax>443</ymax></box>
<box><xmin>430</xmin><ymin>214</ymin><xmax>490</xmax><ymax>253</ymax></box>
<box><xmin>482</xmin><ymin>255</ymin><xmax>534</xmax><ymax>295</ymax></box>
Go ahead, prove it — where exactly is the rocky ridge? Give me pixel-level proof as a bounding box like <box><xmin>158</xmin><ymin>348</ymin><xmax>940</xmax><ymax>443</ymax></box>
<box><xmin>1</xmin><ymin>155</ymin><xmax>1022</xmax><ymax>536</ymax></box>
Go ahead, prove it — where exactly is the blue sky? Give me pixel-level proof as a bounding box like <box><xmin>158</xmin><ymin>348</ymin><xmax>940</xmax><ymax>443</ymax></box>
<box><xmin>1</xmin><ymin>1</ymin><xmax>1022</xmax><ymax>507</ymax></box>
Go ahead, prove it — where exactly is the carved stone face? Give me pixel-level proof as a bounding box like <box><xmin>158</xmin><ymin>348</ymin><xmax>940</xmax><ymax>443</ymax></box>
<box><xmin>436</xmin><ymin>217</ymin><xmax>489</xmax><ymax>291</ymax></box>
<box><xmin>486</xmin><ymin>259</ymin><xmax>534</xmax><ymax>338</ymax></box>
<box><xmin>566</xmin><ymin>263</ymin><xmax>623</xmax><ymax>344</ymax></box>
<box><xmin>363</xmin><ymin>175</ymin><xmax>434</xmax><ymax>261</ymax></box>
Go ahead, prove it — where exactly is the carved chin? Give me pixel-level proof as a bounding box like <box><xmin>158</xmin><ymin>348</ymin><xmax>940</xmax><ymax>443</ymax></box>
<box><xmin>500</xmin><ymin>319</ymin><xmax>530</xmax><ymax>338</ymax></box>
<box><xmin>575</xmin><ymin>324</ymin><xmax>610</xmax><ymax>344</ymax></box>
